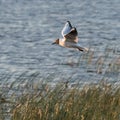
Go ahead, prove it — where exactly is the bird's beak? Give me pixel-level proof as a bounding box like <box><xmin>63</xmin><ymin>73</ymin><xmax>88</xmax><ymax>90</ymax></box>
<box><xmin>52</xmin><ymin>39</ymin><xmax>59</xmax><ymax>45</ymax></box>
<box><xmin>52</xmin><ymin>41</ymin><xmax>56</xmax><ymax>45</ymax></box>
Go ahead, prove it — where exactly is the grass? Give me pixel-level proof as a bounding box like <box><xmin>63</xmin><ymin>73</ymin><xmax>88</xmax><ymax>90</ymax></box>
<box><xmin>9</xmin><ymin>83</ymin><xmax>120</xmax><ymax>120</ymax></box>
<box><xmin>0</xmin><ymin>47</ymin><xmax>120</xmax><ymax>120</ymax></box>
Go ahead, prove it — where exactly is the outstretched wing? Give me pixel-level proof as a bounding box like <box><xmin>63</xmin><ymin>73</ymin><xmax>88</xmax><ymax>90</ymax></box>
<box><xmin>61</xmin><ymin>21</ymin><xmax>72</xmax><ymax>37</ymax></box>
<box><xmin>64</xmin><ymin>27</ymin><xmax>78</xmax><ymax>43</ymax></box>
<box><xmin>61</xmin><ymin>21</ymin><xmax>78</xmax><ymax>43</ymax></box>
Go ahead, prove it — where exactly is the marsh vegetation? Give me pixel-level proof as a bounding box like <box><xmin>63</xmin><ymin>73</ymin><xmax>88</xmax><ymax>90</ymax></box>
<box><xmin>0</xmin><ymin>48</ymin><xmax>120</xmax><ymax>120</ymax></box>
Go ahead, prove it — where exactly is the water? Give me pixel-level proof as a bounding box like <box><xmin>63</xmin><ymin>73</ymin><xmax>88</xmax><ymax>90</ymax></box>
<box><xmin>0</xmin><ymin>0</ymin><xmax>120</xmax><ymax>89</ymax></box>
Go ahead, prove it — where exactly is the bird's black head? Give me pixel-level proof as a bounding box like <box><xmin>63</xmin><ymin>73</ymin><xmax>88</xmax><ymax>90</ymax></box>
<box><xmin>52</xmin><ymin>39</ymin><xmax>59</xmax><ymax>45</ymax></box>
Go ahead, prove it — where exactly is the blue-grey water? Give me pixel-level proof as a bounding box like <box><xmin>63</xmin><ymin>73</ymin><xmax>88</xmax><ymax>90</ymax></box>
<box><xmin>0</xmin><ymin>0</ymin><xmax>120</xmax><ymax>90</ymax></box>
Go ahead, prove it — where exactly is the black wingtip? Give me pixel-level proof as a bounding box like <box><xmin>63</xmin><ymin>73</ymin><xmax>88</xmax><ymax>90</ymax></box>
<box><xmin>67</xmin><ymin>21</ymin><xmax>71</xmax><ymax>23</ymax></box>
<box><xmin>66</xmin><ymin>21</ymin><xmax>72</xmax><ymax>27</ymax></box>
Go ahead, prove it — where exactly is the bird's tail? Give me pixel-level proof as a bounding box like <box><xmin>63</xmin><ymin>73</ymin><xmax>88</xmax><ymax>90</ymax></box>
<box><xmin>77</xmin><ymin>46</ymin><xmax>89</xmax><ymax>52</ymax></box>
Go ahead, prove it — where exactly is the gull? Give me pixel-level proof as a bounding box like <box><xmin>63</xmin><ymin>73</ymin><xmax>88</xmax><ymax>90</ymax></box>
<box><xmin>52</xmin><ymin>21</ymin><xmax>88</xmax><ymax>52</ymax></box>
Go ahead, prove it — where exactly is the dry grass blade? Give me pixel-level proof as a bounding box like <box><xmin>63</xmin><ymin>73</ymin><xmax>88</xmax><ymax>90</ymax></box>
<box><xmin>10</xmin><ymin>83</ymin><xmax>120</xmax><ymax>120</ymax></box>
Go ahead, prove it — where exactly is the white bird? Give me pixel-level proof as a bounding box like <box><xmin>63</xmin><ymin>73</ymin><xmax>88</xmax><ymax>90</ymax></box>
<box><xmin>52</xmin><ymin>21</ymin><xmax>88</xmax><ymax>52</ymax></box>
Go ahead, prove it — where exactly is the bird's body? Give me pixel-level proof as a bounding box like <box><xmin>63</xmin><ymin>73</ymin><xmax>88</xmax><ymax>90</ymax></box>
<box><xmin>58</xmin><ymin>39</ymin><xmax>84</xmax><ymax>51</ymax></box>
<box><xmin>52</xmin><ymin>21</ymin><xmax>88</xmax><ymax>52</ymax></box>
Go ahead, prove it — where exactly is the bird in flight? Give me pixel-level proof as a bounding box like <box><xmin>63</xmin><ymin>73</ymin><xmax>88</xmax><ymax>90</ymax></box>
<box><xmin>52</xmin><ymin>21</ymin><xmax>88</xmax><ymax>52</ymax></box>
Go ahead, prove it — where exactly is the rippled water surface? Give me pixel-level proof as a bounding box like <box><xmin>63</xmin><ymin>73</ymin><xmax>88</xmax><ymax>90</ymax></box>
<box><xmin>0</xmin><ymin>0</ymin><xmax>120</xmax><ymax>88</ymax></box>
